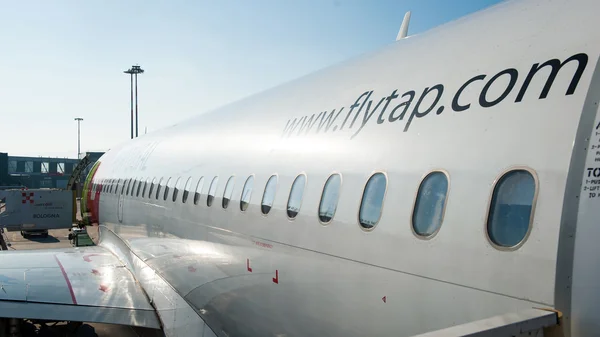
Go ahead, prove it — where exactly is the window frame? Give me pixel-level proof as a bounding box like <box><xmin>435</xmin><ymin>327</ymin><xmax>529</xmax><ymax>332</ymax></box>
<box><xmin>182</xmin><ymin>177</ymin><xmax>192</xmax><ymax>204</ymax></box>
<box><xmin>207</xmin><ymin>176</ymin><xmax>219</xmax><ymax>207</ymax></box>
<box><xmin>261</xmin><ymin>174</ymin><xmax>279</xmax><ymax>216</ymax></box>
<box><xmin>221</xmin><ymin>175</ymin><xmax>236</xmax><ymax>209</ymax></box>
<box><xmin>410</xmin><ymin>170</ymin><xmax>451</xmax><ymax>240</ymax></box>
<box><xmin>318</xmin><ymin>172</ymin><xmax>343</xmax><ymax>226</ymax></box>
<box><xmin>194</xmin><ymin>177</ymin><xmax>205</xmax><ymax>206</ymax></box>
<box><xmin>286</xmin><ymin>173</ymin><xmax>307</xmax><ymax>221</ymax></box>
<box><xmin>171</xmin><ymin>177</ymin><xmax>182</xmax><ymax>202</ymax></box>
<box><xmin>357</xmin><ymin>171</ymin><xmax>389</xmax><ymax>232</ymax></box>
<box><xmin>239</xmin><ymin>174</ymin><xmax>255</xmax><ymax>212</ymax></box>
<box><xmin>484</xmin><ymin>166</ymin><xmax>539</xmax><ymax>251</ymax></box>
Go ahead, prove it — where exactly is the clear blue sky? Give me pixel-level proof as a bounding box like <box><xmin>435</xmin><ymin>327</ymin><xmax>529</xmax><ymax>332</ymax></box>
<box><xmin>0</xmin><ymin>0</ymin><xmax>502</xmax><ymax>158</ymax></box>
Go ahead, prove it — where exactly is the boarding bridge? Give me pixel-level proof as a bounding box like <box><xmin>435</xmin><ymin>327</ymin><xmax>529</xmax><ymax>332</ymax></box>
<box><xmin>413</xmin><ymin>308</ymin><xmax>562</xmax><ymax>337</ymax></box>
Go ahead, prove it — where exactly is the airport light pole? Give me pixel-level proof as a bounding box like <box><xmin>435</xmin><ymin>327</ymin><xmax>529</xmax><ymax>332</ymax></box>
<box><xmin>74</xmin><ymin>118</ymin><xmax>83</xmax><ymax>159</ymax></box>
<box><xmin>123</xmin><ymin>65</ymin><xmax>144</xmax><ymax>139</ymax></box>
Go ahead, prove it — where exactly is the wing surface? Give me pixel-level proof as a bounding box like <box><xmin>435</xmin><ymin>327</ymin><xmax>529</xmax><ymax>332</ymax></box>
<box><xmin>0</xmin><ymin>246</ymin><xmax>160</xmax><ymax>329</ymax></box>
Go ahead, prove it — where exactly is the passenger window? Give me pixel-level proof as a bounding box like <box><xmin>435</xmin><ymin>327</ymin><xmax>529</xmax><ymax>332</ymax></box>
<box><xmin>155</xmin><ymin>178</ymin><xmax>163</xmax><ymax>200</ymax></box>
<box><xmin>207</xmin><ymin>177</ymin><xmax>219</xmax><ymax>207</ymax></box>
<box><xmin>148</xmin><ymin>178</ymin><xmax>156</xmax><ymax>198</ymax></box>
<box><xmin>412</xmin><ymin>171</ymin><xmax>449</xmax><ymax>237</ymax></box>
<box><xmin>136</xmin><ymin>178</ymin><xmax>143</xmax><ymax>197</ymax></box>
<box><xmin>163</xmin><ymin>178</ymin><xmax>172</xmax><ymax>201</ymax></box>
<box><xmin>287</xmin><ymin>174</ymin><xmax>306</xmax><ymax>219</ymax></box>
<box><xmin>487</xmin><ymin>169</ymin><xmax>536</xmax><ymax>248</ymax></box>
<box><xmin>141</xmin><ymin>179</ymin><xmax>148</xmax><ymax>198</ymax></box>
<box><xmin>125</xmin><ymin>178</ymin><xmax>132</xmax><ymax>195</ymax></box>
<box><xmin>182</xmin><ymin>177</ymin><xmax>192</xmax><ymax>203</ymax></box>
<box><xmin>359</xmin><ymin>173</ymin><xmax>387</xmax><ymax>230</ymax></box>
<box><xmin>194</xmin><ymin>177</ymin><xmax>204</xmax><ymax>205</ymax></box>
<box><xmin>240</xmin><ymin>176</ymin><xmax>254</xmax><ymax>211</ymax></box>
<box><xmin>261</xmin><ymin>175</ymin><xmax>278</xmax><ymax>215</ymax></box>
<box><xmin>319</xmin><ymin>174</ymin><xmax>341</xmax><ymax>223</ymax></box>
<box><xmin>222</xmin><ymin>176</ymin><xmax>235</xmax><ymax>209</ymax></box>
<box><xmin>172</xmin><ymin>177</ymin><xmax>182</xmax><ymax>202</ymax></box>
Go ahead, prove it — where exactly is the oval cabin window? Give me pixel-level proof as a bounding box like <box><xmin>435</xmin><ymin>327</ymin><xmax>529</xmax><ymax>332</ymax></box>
<box><xmin>207</xmin><ymin>177</ymin><xmax>219</xmax><ymax>207</ymax></box>
<box><xmin>172</xmin><ymin>177</ymin><xmax>182</xmax><ymax>202</ymax></box>
<box><xmin>155</xmin><ymin>178</ymin><xmax>163</xmax><ymax>200</ymax></box>
<box><xmin>136</xmin><ymin>178</ymin><xmax>143</xmax><ymax>197</ymax></box>
<box><xmin>142</xmin><ymin>178</ymin><xmax>149</xmax><ymax>198</ymax></box>
<box><xmin>287</xmin><ymin>174</ymin><xmax>306</xmax><ymax>219</ymax></box>
<box><xmin>412</xmin><ymin>171</ymin><xmax>449</xmax><ymax>237</ymax></box>
<box><xmin>319</xmin><ymin>174</ymin><xmax>341</xmax><ymax>224</ymax></box>
<box><xmin>240</xmin><ymin>176</ymin><xmax>254</xmax><ymax>211</ymax></box>
<box><xmin>359</xmin><ymin>173</ymin><xmax>387</xmax><ymax>230</ymax></box>
<box><xmin>487</xmin><ymin>169</ymin><xmax>537</xmax><ymax>248</ymax></box>
<box><xmin>222</xmin><ymin>176</ymin><xmax>235</xmax><ymax>209</ymax></box>
<box><xmin>194</xmin><ymin>177</ymin><xmax>204</xmax><ymax>205</ymax></box>
<box><xmin>163</xmin><ymin>177</ymin><xmax>172</xmax><ymax>201</ymax></box>
<box><xmin>182</xmin><ymin>177</ymin><xmax>192</xmax><ymax>204</ymax></box>
<box><xmin>261</xmin><ymin>175</ymin><xmax>278</xmax><ymax>215</ymax></box>
<box><xmin>148</xmin><ymin>178</ymin><xmax>156</xmax><ymax>198</ymax></box>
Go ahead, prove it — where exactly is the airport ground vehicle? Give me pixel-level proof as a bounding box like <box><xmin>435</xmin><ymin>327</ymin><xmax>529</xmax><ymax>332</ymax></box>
<box><xmin>0</xmin><ymin>189</ymin><xmax>73</xmax><ymax>238</ymax></box>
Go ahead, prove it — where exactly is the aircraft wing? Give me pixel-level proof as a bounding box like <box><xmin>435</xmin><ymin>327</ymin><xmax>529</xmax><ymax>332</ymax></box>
<box><xmin>0</xmin><ymin>246</ymin><xmax>160</xmax><ymax>329</ymax></box>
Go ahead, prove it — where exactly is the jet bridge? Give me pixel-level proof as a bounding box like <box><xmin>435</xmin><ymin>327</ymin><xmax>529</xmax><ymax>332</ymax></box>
<box><xmin>412</xmin><ymin>308</ymin><xmax>563</xmax><ymax>337</ymax></box>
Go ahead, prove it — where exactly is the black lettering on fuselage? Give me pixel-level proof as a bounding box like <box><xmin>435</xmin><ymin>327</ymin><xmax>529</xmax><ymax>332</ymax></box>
<box><xmin>515</xmin><ymin>53</ymin><xmax>588</xmax><ymax>102</ymax></box>
<box><xmin>404</xmin><ymin>84</ymin><xmax>444</xmax><ymax>132</ymax></box>
<box><xmin>479</xmin><ymin>68</ymin><xmax>518</xmax><ymax>108</ymax></box>
<box><xmin>452</xmin><ymin>74</ymin><xmax>486</xmax><ymax>111</ymax></box>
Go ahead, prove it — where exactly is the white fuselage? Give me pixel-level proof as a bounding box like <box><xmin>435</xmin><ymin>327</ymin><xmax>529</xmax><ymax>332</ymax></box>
<box><xmin>86</xmin><ymin>0</ymin><xmax>600</xmax><ymax>336</ymax></box>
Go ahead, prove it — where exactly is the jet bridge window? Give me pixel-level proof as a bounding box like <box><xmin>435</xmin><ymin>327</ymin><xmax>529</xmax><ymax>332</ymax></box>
<box><xmin>115</xmin><ymin>179</ymin><xmax>121</xmax><ymax>194</ymax></box>
<box><xmin>155</xmin><ymin>178</ymin><xmax>164</xmax><ymax>200</ymax></box>
<box><xmin>412</xmin><ymin>171</ymin><xmax>449</xmax><ymax>238</ymax></box>
<box><xmin>172</xmin><ymin>177</ymin><xmax>182</xmax><ymax>202</ymax></box>
<box><xmin>319</xmin><ymin>173</ymin><xmax>341</xmax><ymax>224</ymax></box>
<box><xmin>182</xmin><ymin>177</ymin><xmax>192</xmax><ymax>203</ymax></box>
<box><xmin>207</xmin><ymin>176</ymin><xmax>219</xmax><ymax>207</ymax></box>
<box><xmin>261</xmin><ymin>175</ymin><xmax>278</xmax><ymax>215</ymax></box>
<box><xmin>222</xmin><ymin>176</ymin><xmax>235</xmax><ymax>209</ymax></box>
<box><xmin>287</xmin><ymin>174</ymin><xmax>306</xmax><ymax>219</ymax></box>
<box><xmin>120</xmin><ymin>179</ymin><xmax>127</xmax><ymax>195</ymax></box>
<box><xmin>194</xmin><ymin>177</ymin><xmax>205</xmax><ymax>205</ymax></box>
<box><xmin>240</xmin><ymin>176</ymin><xmax>254</xmax><ymax>212</ymax></box>
<box><xmin>487</xmin><ymin>169</ymin><xmax>537</xmax><ymax>249</ymax></box>
<box><xmin>163</xmin><ymin>178</ymin><xmax>173</xmax><ymax>201</ymax></box>
<box><xmin>359</xmin><ymin>173</ymin><xmax>387</xmax><ymax>230</ymax></box>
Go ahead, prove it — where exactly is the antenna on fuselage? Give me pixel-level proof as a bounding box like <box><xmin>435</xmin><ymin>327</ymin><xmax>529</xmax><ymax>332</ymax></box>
<box><xmin>396</xmin><ymin>11</ymin><xmax>411</xmax><ymax>40</ymax></box>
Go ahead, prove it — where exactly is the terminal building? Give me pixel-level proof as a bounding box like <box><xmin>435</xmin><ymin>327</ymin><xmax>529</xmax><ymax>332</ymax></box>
<box><xmin>0</xmin><ymin>152</ymin><xmax>104</xmax><ymax>190</ymax></box>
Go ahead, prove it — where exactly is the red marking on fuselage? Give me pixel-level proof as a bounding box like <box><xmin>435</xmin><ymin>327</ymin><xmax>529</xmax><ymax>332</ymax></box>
<box><xmin>188</xmin><ymin>266</ymin><xmax>197</xmax><ymax>272</ymax></box>
<box><xmin>247</xmin><ymin>259</ymin><xmax>253</xmax><ymax>272</ymax></box>
<box><xmin>253</xmin><ymin>241</ymin><xmax>273</xmax><ymax>249</ymax></box>
<box><xmin>382</xmin><ymin>296</ymin><xmax>387</xmax><ymax>303</ymax></box>
<box><xmin>99</xmin><ymin>284</ymin><xmax>110</xmax><ymax>293</ymax></box>
<box><xmin>54</xmin><ymin>255</ymin><xmax>77</xmax><ymax>305</ymax></box>
<box><xmin>83</xmin><ymin>254</ymin><xmax>103</xmax><ymax>262</ymax></box>
<box><xmin>91</xmin><ymin>269</ymin><xmax>102</xmax><ymax>276</ymax></box>
<box><xmin>273</xmin><ymin>270</ymin><xmax>279</xmax><ymax>284</ymax></box>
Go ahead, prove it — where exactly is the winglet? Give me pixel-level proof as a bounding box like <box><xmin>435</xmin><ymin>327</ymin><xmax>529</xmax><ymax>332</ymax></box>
<box><xmin>396</xmin><ymin>11</ymin><xmax>411</xmax><ymax>41</ymax></box>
